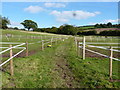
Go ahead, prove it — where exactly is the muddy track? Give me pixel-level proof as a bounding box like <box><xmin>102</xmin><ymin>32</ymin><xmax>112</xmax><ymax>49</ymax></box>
<box><xmin>2</xmin><ymin>48</ymin><xmax>43</xmax><ymax>58</ymax></box>
<box><xmin>55</xmin><ymin>58</ymin><xmax>76</xmax><ymax>88</ymax></box>
<box><xmin>53</xmin><ymin>40</ymin><xmax>79</xmax><ymax>88</ymax></box>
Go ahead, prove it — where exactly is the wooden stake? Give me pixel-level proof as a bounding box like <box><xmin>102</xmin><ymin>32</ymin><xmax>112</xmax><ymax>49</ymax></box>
<box><xmin>42</xmin><ymin>40</ymin><xmax>44</xmax><ymax>51</ymax></box>
<box><xmin>77</xmin><ymin>40</ymin><xmax>79</xmax><ymax>56</ymax></box>
<box><xmin>51</xmin><ymin>37</ymin><xmax>53</xmax><ymax>45</ymax></box>
<box><xmin>109</xmin><ymin>46</ymin><xmax>113</xmax><ymax>80</ymax></box>
<box><xmin>75</xmin><ymin>37</ymin><xmax>77</xmax><ymax>52</ymax></box>
<box><xmin>41</xmin><ymin>36</ymin><xmax>42</xmax><ymax>40</ymax></box>
<box><xmin>56</xmin><ymin>38</ymin><xmax>57</xmax><ymax>44</ymax></box>
<box><xmin>82</xmin><ymin>36</ymin><xmax>85</xmax><ymax>60</ymax></box>
<box><xmin>10</xmin><ymin>45</ymin><xmax>13</xmax><ymax>76</ymax></box>
<box><xmin>26</xmin><ymin>42</ymin><xmax>28</xmax><ymax>56</ymax></box>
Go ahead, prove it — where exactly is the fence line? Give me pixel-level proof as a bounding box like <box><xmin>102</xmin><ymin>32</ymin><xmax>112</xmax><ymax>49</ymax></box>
<box><xmin>1</xmin><ymin>36</ymin><xmax>68</xmax><ymax>75</ymax></box>
<box><xmin>86</xmin><ymin>45</ymin><xmax>120</xmax><ymax>53</ymax></box>
<box><xmin>0</xmin><ymin>42</ymin><xmax>23</xmax><ymax>44</ymax></box>
<box><xmin>0</xmin><ymin>43</ymin><xmax>26</xmax><ymax>54</ymax></box>
<box><xmin>79</xmin><ymin>42</ymin><xmax>120</xmax><ymax>44</ymax></box>
<box><xmin>0</xmin><ymin>48</ymin><xmax>26</xmax><ymax>67</ymax></box>
<box><xmin>79</xmin><ymin>46</ymin><xmax>120</xmax><ymax>61</ymax></box>
<box><xmin>0</xmin><ymin>47</ymin><xmax>25</xmax><ymax>49</ymax></box>
<box><xmin>77</xmin><ymin>36</ymin><xmax>120</xmax><ymax>80</ymax></box>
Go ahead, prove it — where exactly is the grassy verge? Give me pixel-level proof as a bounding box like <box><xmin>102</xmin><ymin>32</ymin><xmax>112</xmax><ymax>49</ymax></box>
<box><xmin>65</xmin><ymin>38</ymin><xmax>120</xmax><ymax>88</ymax></box>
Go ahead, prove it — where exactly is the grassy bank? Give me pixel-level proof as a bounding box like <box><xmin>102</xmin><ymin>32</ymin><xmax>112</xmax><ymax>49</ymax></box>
<box><xmin>1</xmin><ymin>30</ymin><xmax>120</xmax><ymax>88</ymax></box>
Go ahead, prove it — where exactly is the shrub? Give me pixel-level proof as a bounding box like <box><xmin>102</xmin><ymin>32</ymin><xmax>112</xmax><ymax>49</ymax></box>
<box><xmin>99</xmin><ymin>30</ymin><xmax>120</xmax><ymax>36</ymax></box>
<box><xmin>77</xmin><ymin>30</ymin><xmax>97</xmax><ymax>35</ymax></box>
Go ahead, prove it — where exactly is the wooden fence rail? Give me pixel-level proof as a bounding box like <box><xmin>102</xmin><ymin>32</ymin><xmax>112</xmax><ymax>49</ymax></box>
<box><xmin>76</xmin><ymin>36</ymin><xmax>120</xmax><ymax>80</ymax></box>
<box><xmin>0</xmin><ymin>43</ymin><xmax>26</xmax><ymax>75</ymax></box>
<box><xmin>1</xmin><ymin>37</ymin><xmax>68</xmax><ymax>75</ymax></box>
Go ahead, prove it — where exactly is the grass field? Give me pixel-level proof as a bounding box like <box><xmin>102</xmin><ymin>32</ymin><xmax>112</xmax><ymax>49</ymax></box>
<box><xmin>79</xmin><ymin>26</ymin><xmax>95</xmax><ymax>30</ymax></box>
<box><xmin>1</xmin><ymin>29</ymin><xmax>120</xmax><ymax>88</ymax></box>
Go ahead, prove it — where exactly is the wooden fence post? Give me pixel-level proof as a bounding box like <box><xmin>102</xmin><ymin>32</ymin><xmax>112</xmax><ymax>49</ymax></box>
<box><xmin>109</xmin><ymin>46</ymin><xmax>113</xmax><ymax>80</ymax></box>
<box><xmin>51</xmin><ymin>37</ymin><xmax>53</xmax><ymax>45</ymax></box>
<box><xmin>26</xmin><ymin>42</ymin><xmax>28</xmax><ymax>57</ymax></box>
<box><xmin>77</xmin><ymin>40</ymin><xmax>79</xmax><ymax>56</ymax></box>
<box><xmin>82</xmin><ymin>36</ymin><xmax>85</xmax><ymax>60</ymax></box>
<box><xmin>10</xmin><ymin>45</ymin><xmax>13</xmax><ymax>76</ymax></box>
<box><xmin>75</xmin><ymin>37</ymin><xmax>77</xmax><ymax>52</ymax></box>
<box><xmin>42</xmin><ymin>40</ymin><xmax>44</xmax><ymax>51</ymax></box>
<box><xmin>56</xmin><ymin>38</ymin><xmax>57</xmax><ymax>44</ymax></box>
<box><xmin>41</xmin><ymin>36</ymin><xmax>42</xmax><ymax>40</ymax></box>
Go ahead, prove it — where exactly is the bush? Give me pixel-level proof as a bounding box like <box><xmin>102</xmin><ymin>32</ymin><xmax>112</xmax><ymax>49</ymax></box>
<box><xmin>14</xmin><ymin>27</ymin><xmax>19</xmax><ymax>30</ymax></box>
<box><xmin>99</xmin><ymin>30</ymin><xmax>120</xmax><ymax>36</ymax></box>
<box><xmin>58</xmin><ymin>25</ymin><xmax>78</xmax><ymax>35</ymax></box>
<box><xmin>34</xmin><ymin>28</ymin><xmax>45</xmax><ymax>32</ymax></box>
<box><xmin>77</xmin><ymin>30</ymin><xmax>97</xmax><ymax>35</ymax></box>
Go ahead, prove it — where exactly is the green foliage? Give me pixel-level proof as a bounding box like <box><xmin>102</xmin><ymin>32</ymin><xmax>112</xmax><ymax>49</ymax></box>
<box><xmin>94</xmin><ymin>22</ymin><xmax>114</xmax><ymax>28</ymax></box>
<box><xmin>50</xmin><ymin>26</ymin><xmax>58</xmax><ymax>34</ymax></box>
<box><xmin>21</xmin><ymin>20</ymin><xmax>38</xmax><ymax>31</ymax></box>
<box><xmin>58</xmin><ymin>24</ymin><xmax>78</xmax><ymax>35</ymax></box>
<box><xmin>77</xmin><ymin>30</ymin><xmax>97</xmax><ymax>35</ymax></box>
<box><xmin>14</xmin><ymin>27</ymin><xmax>19</xmax><ymax>30</ymax></box>
<box><xmin>107</xmin><ymin>22</ymin><xmax>112</xmax><ymax>28</ymax></box>
<box><xmin>0</xmin><ymin>15</ymin><xmax>10</xmax><ymax>29</ymax></box>
<box><xmin>78</xmin><ymin>26</ymin><xmax>95</xmax><ymax>30</ymax></box>
<box><xmin>34</xmin><ymin>27</ymin><xmax>58</xmax><ymax>34</ymax></box>
<box><xmin>100</xmin><ymin>30</ymin><xmax>120</xmax><ymax>36</ymax></box>
<box><xmin>34</xmin><ymin>25</ymin><xmax>78</xmax><ymax>35</ymax></box>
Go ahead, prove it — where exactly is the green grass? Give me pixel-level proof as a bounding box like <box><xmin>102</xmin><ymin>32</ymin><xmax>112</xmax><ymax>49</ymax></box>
<box><xmin>79</xmin><ymin>26</ymin><xmax>95</xmax><ymax>30</ymax></box>
<box><xmin>2</xmin><ymin>39</ymin><xmax>78</xmax><ymax>88</ymax></box>
<box><xmin>1</xmin><ymin>29</ymin><xmax>120</xmax><ymax>88</ymax></box>
<box><xmin>65</xmin><ymin>38</ymin><xmax>120</xmax><ymax>88</ymax></box>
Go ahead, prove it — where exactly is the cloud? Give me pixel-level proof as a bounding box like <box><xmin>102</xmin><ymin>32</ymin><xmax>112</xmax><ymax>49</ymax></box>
<box><xmin>8</xmin><ymin>21</ymin><xmax>23</xmax><ymax>29</ymax></box>
<box><xmin>24</xmin><ymin>6</ymin><xmax>45</xmax><ymax>13</ymax></box>
<box><xmin>104</xmin><ymin>19</ymin><xmax>120</xmax><ymax>23</ymax></box>
<box><xmin>44</xmin><ymin>3</ymin><xmax>66</xmax><ymax>8</ymax></box>
<box><xmin>11</xmin><ymin>21</ymin><xmax>21</xmax><ymax>26</ymax></box>
<box><xmin>89</xmin><ymin>19</ymin><xmax>120</xmax><ymax>25</ymax></box>
<box><xmin>50</xmin><ymin>10</ymin><xmax>101</xmax><ymax>23</ymax></box>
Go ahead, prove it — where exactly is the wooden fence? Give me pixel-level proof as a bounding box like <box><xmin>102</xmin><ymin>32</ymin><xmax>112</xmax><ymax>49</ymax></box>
<box><xmin>75</xmin><ymin>36</ymin><xmax>120</xmax><ymax>80</ymax></box>
<box><xmin>0</xmin><ymin>42</ymin><xmax>26</xmax><ymax>75</ymax></box>
<box><xmin>0</xmin><ymin>37</ymin><xmax>68</xmax><ymax>75</ymax></box>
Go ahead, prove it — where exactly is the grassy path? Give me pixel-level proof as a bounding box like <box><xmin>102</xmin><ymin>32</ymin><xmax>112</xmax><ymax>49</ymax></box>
<box><xmin>2</xmin><ymin>37</ymin><xmax>120</xmax><ymax>88</ymax></box>
<box><xmin>52</xmin><ymin>38</ymin><xmax>80</xmax><ymax>88</ymax></box>
<box><xmin>2</xmin><ymin>37</ymin><xmax>80</xmax><ymax>88</ymax></box>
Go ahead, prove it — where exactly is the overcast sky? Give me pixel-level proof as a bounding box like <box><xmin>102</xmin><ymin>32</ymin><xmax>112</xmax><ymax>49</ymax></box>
<box><xmin>2</xmin><ymin>2</ymin><xmax>118</xmax><ymax>28</ymax></box>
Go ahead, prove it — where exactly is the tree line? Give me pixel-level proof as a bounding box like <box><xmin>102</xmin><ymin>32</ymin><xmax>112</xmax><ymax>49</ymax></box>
<box><xmin>94</xmin><ymin>22</ymin><xmax>120</xmax><ymax>28</ymax></box>
<box><xmin>0</xmin><ymin>16</ymin><xmax>120</xmax><ymax>36</ymax></box>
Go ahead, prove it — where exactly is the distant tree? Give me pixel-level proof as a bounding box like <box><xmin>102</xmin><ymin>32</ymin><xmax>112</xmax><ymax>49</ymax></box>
<box><xmin>107</xmin><ymin>22</ymin><xmax>112</xmax><ymax>28</ymax></box>
<box><xmin>58</xmin><ymin>24</ymin><xmax>78</xmax><ymax>35</ymax></box>
<box><xmin>0</xmin><ymin>16</ymin><xmax>10</xmax><ymax>29</ymax></box>
<box><xmin>50</xmin><ymin>26</ymin><xmax>58</xmax><ymax>33</ymax></box>
<box><xmin>21</xmin><ymin>20</ymin><xmax>38</xmax><ymax>31</ymax></box>
<box><xmin>78</xmin><ymin>30</ymin><xmax>97</xmax><ymax>35</ymax></box>
<box><xmin>99</xmin><ymin>30</ymin><xmax>120</xmax><ymax>36</ymax></box>
<box><xmin>45</xmin><ymin>28</ymin><xmax>51</xmax><ymax>33</ymax></box>
<box><xmin>95</xmin><ymin>22</ymin><xmax>114</xmax><ymax>28</ymax></box>
<box><xmin>102</xmin><ymin>24</ymin><xmax>108</xmax><ymax>28</ymax></box>
<box><xmin>94</xmin><ymin>24</ymin><xmax>100</xmax><ymax>28</ymax></box>
<box><xmin>100</xmin><ymin>24</ymin><xmax>104</xmax><ymax>28</ymax></box>
<box><xmin>14</xmin><ymin>27</ymin><xmax>19</xmax><ymax>30</ymax></box>
<box><xmin>57</xmin><ymin>25</ymin><xmax>64</xmax><ymax>34</ymax></box>
<box><xmin>117</xmin><ymin>24</ymin><xmax>120</xmax><ymax>28</ymax></box>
